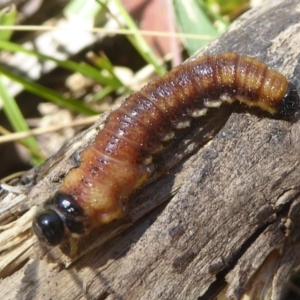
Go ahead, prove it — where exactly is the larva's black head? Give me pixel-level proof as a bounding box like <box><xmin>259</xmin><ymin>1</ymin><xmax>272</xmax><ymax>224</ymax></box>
<box><xmin>33</xmin><ymin>192</ymin><xmax>85</xmax><ymax>246</ymax></box>
<box><xmin>278</xmin><ymin>84</ymin><xmax>300</xmax><ymax>119</ymax></box>
<box><xmin>33</xmin><ymin>210</ymin><xmax>64</xmax><ymax>246</ymax></box>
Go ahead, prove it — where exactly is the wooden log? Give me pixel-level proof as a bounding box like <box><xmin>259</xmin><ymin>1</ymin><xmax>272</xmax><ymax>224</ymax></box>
<box><xmin>1</xmin><ymin>0</ymin><xmax>300</xmax><ymax>299</ymax></box>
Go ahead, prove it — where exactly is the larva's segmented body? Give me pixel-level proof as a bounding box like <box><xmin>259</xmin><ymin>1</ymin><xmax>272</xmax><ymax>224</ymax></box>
<box><xmin>33</xmin><ymin>53</ymin><xmax>299</xmax><ymax>246</ymax></box>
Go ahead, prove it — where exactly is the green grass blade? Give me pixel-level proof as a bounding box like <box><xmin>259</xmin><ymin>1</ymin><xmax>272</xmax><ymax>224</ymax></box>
<box><xmin>64</xmin><ymin>0</ymin><xmax>108</xmax><ymax>25</ymax></box>
<box><xmin>102</xmin><ymin>0</ymin><xmax>166</xmax><ymax>76</ymax></box>
<box><xmin>0</xmin><ymin>6</ymin><xmax>17</xmax><ymax>41</ymax></box>
<box><xmin>0</xmin><ymin>65</ymin><xmax>97</xmax><ymax>115</ymax></box>
<box><xmin>0</xmin><ymin>76</ymin><xmax>44</xmax><ymax>164</ymax></box>
<box><xmin>90</xmin><ymin>85</ymin><xmax>116</xmax><ymax>103</ymax></box>
<box><xmin>87</xmin><ymin>52</ymin><xmax>124</xmax><ymax>88</ymax></box>
<box><xmin>0</xmin><ymin>40</ymin><xmax>120</xmax><ymax>87</ymax></box>
<box><xmin>173</xmin><ymin>0</ymin><xmax>219</xmax><ymax>55</ymax></box>
<box><xmin>205</xmin><ymin>0</ymin><xmax>247</xmax><ymax>16</ymax></box>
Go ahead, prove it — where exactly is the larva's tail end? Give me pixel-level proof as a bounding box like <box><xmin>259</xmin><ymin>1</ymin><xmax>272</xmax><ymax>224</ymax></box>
<box><xmin>278</xmin><ymin>84</ymin><xmax>300</xmax><ymax>119</ymax></box>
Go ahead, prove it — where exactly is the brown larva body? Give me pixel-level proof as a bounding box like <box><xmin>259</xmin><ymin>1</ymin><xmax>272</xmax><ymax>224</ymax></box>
<box><xmin>33</xmin><ymin>53</ymin><xmax>299</xmax><ymax>246</ymax></box>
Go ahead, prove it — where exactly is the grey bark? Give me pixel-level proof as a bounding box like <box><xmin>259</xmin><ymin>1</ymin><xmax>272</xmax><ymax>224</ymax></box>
<box><xmin>1</xmin><ymin>0</ymin><xmax>300</xmax><ymax>299</ymax></box>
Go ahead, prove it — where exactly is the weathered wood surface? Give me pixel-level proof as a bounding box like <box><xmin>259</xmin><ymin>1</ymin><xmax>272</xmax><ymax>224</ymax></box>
<box><xmin>1</xmin><ymin>0</ymin><xmax>300</xmax><ymax>299</ymax></box>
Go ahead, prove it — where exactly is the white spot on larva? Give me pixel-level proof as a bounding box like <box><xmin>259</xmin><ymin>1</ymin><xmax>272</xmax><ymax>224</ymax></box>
<box><xmin>204</xmin><ymin>99</ymin><xmax>223</xmax><ymax>108</ymax></box>
<box><xmin>174</xmin><ymin>120</ymin><xmax>191</xmax><ymax>129</ymax></box>
<box><xmin>220</xmin><ymin>94</ymin><xmax>234</xmax><ymax>103</ymax></box>
<box><xmin>146</xmin><ymin>164</ymin><xmax>155</xmax><ymax>174</ymax></box>
<box><xmin>192</xmin><ymin>108</ymin><xmax>208</xmax><ymax>117</ymax></box>
<box><xmin>143</xmin><ymin>156</ymin><xmax>153</xmax><ymax>165</ymax></box>
<box><xmin>161</xmin><ymin>131</ymin><xmax>175</xmax><ymax>141</ymax></box>
<box><xmin>71</xmin><ymin>233</ymin><xmax>81</xmax><ymax>238</ymax></box>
